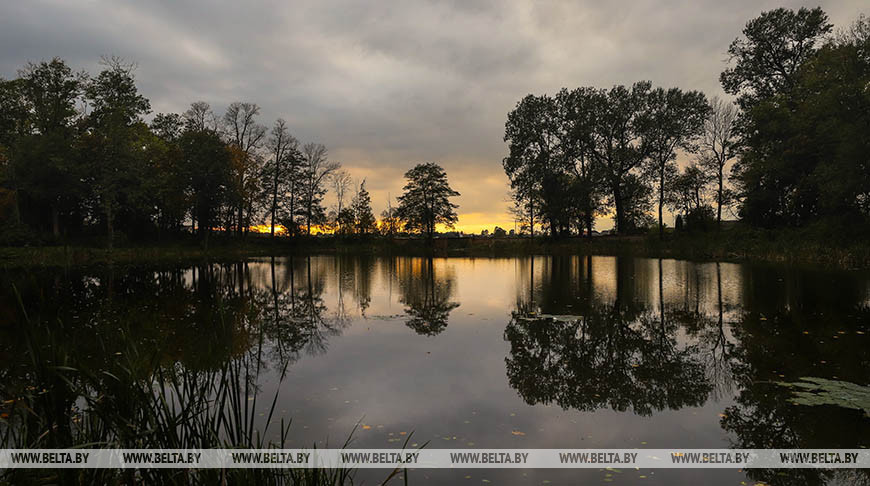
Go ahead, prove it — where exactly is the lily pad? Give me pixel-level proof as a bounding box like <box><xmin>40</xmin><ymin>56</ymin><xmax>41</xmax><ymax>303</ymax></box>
<box><xmin>776</xmin><ymin>377</ymin><xmax>870</xmax><ymax>417</ymax></box>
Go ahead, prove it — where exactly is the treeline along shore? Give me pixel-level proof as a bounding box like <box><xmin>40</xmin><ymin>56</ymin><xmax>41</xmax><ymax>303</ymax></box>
<box><xmin>4</xmin><ymin>224</ymin><xmax>870</xmax><ymax>269</ymax></box>
<box><xmin>1</xmin><ymin>7</ymin><xmax>869</xmax><ymax>267</ymax></box>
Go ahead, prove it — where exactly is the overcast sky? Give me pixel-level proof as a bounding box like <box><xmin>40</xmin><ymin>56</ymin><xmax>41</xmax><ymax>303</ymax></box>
<box><xmin>1</xmin><ymin>0</ymin><xmax>865</xmax><ymax>231</ymax></box>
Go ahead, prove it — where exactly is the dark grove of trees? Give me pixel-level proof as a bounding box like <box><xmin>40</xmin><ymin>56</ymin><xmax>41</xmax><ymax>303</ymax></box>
<box><xmin>504</xmin><ymin>7</ymin><xmax>870</xmax><ymax>239</ymax></box>
<box><xmin>0</xmin><ymin>57</ymin><xmax>352</xmax><ymax>246</ymax></box>
<box><xmin>0</xmin><ymin>57</ymin><xmax>466</xmax><ymax>246</ymax></box>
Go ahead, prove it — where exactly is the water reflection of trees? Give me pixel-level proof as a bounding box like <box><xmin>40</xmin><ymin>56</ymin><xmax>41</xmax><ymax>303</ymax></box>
<box><xmin>392</xmin><ymin>257</ymin><xmax>459</xmax><ymax>336</ymax></box>
<box><xmin>0</xmin><ymin>257</ymin><xmax>351</xmax><ymax>484</ymax></box>
<box><xmin>506</xmin><ymin>256</ymin><xmax>870</xmax><ymax>485</ymax></box>
<box><xmin>505</xmin><ymin>256</ymin><xmax>720</xmax><ymax>415</ymax></box>
<box><xmin>0</xmin><ymin>258</ymin><xmax>341</xmax><ymax>424</ymax></box>
<box><xmin>260</xmin><ymin>256</ymin><xmax>347</xmax><ymax>364</ymax></box>
<box><xmin>716</xmin><ymin>265</ymin><xmax>870</xmax><ymax>486</ymax></box>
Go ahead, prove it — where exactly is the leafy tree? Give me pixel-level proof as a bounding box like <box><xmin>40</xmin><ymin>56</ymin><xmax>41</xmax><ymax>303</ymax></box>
<box><xmin>147</xmin><ymin>115</ymin><xmax>188</xmax><ymax>235</ymax></box>
<box><xmin>558</xmin><ymin>87</ymin><xmax>604</xmax><ymax>237</ymax></box>
<box><xmin>0</xmin><ymin>78</ymin><xmax>30</xmax><ymax>226</ymax></box>
<box><xmin>641</xmin><ymin>87</ymin><xmax>709</xmax><ymax>237</ymax></box>
<box><xmin>618</xmin><ymin>173</ymin><xmax>655</xmax><ymax>233</ymax></box>
<box><xmin>336</xmin><ymin>207</ymin><xmax>356</xmax><ymax>236</ymax></box>
<box><xmin>83</xmin><ymin>57</ymin><xmax>151</xmax><ymax>248</ymax></box>
<box><xmin>351</xmin><ymin>179</ymin><xmax>376</xmax><ymax>234</ymax></box>
<box><xmin>587</xmin><ymin>82</ymin><xmax>653</xmax><ymax>234</ymax></box>
<box><xmin>15</xmin><ymin>58</ymin><xmax>86</xmax><ymax>237</ymax></box>
<box><xmin>503</xmin><ymin>94</ymin><xmax>569</xmax><ymax>236</ymax></box>
<box><xmin>720</xmin><ymin>7</ymin><xmax>832</xmax><ymax>109</ymax></box>
<box><xmin>396</xmin><ymin>163</ymin><xmax>460</xmax><ymax>240</ymax></box>
<box><xmin>671</xmin><ymin>164</ymin><xmax>712</xmax><ymax>217</ymax></box>
<box><xmin>150</xmin><ymin>113</ymin><xmax>183</xmax><ymax>142</ymax></box>
<box><xmin>178</xmin><ymin>129</ymin><xmax>232</xmax><ymax>245</ymax></box>
<box><xmin>731</xmin><ymin>10</ymin><xmax>870</xmax><ymax>230</ymax></box>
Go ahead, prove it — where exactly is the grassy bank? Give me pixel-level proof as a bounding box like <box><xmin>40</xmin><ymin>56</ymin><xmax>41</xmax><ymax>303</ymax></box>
<box><xmin>2</xmin><ymin>225</ymin><xmax>869</xmax><ymax>269</ymax></box>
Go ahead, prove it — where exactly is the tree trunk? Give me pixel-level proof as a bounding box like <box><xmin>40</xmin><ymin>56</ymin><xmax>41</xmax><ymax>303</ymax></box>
<box><xmin>289</xmin><ymin>188</ymin><xmax>296</xmax><ymax>238</ymax></box>
<box><xmin>529</xmin><ymin>200</ymin><xmax>534</xmax><ymax>238</ymax></box>
<box><xmin>658</xmin><ymin>168</ymin><xmax>665</xmax><ymax>239</ymax></box>
<box><xmin>10</xmin><ymin>189</ymin><xmax>21</xmax><ymax>225</ymax></box>
<box><xmin>613</xmin><ymin>184</ymin><xmax>623</xmax><ymax>234</ymax></box>
<box><xmin>106</xmin><ymin>204</ymin><xmax>114</xmax><ymax>251</ymax></box>
<box><xmin>271</xmin><ymin>170</ymin><xmax>278</xmax><ymax>238</ymax></box>
<box><xmin>717</xmin><ymin>167</ymin><xmax>723</xmax><ymax>228</ymax></box>
<box><xmin>52</xmin><ymin>205</ymin><xmax>60</xmax><ymax>238</ymax></box>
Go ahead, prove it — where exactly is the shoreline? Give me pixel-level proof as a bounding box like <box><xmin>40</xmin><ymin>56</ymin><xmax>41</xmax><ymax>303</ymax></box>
<box><xmin>2</xmin><ymin>228</ymin><xmax>868</xmax><ymax>270</ymax></box>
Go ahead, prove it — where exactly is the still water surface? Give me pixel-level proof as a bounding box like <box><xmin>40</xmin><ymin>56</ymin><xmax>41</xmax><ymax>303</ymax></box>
<box><xmin>2</xmin><ymin>255</ymin><xmax>869</xmax><ymax>485</ymax></box>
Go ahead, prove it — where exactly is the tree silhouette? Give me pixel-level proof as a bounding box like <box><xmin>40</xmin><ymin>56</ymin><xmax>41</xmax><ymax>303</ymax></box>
<box><xmin>396</xmin><ymin>163</ymin><xmax>459</xmax><ymax>240</ymax></box>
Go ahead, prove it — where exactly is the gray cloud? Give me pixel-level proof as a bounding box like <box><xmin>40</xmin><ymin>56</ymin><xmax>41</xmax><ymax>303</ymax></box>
<box><xmin>1</xmin><ymin>0</ymin><xmax>865</xmax><ymax>229</ymax></box>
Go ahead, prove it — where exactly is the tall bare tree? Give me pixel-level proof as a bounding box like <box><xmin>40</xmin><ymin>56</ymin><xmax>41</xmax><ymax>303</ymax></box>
<box><xmin>183</xmin><ymin>101</ymin><xmax>217</xmax><ymax>132</ymax></box>
<box><xmin>265</xmin><ymin>118</ymin><xmax>298</xmax><ymax>237</ymax></box>
<box><xmin>330</xmin><ymin>169</ymin><xmax>352</xmax><ymax>232</ymax></box>
<box><xmin>223</xmin><ymin>102</ymin><xmax>266</xmax><ymax>234</ymax></box>
<box><xmin>299</xmin><ymin>143</ymin><xmax>339</xmax><ymax>235</ymax></box>
<box><xmin>698</xmin><ymin>97</ymin><xmax>739</xmax><ymax>227</ymax></box>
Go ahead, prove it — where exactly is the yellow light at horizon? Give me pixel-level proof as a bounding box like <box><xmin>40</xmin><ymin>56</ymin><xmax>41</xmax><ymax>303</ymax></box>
<box><xmin>248</xmin><ymin>224</ymin><xmax>287</xmax><ymax>235</ymax></box>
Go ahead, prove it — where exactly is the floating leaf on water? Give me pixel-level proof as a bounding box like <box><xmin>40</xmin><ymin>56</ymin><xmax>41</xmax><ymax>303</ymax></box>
<box><xmin>776</xmin><ymin>377</ymin><xmax>870</xmax><ymax>417</ymax></box>
<box><xmin>511</xmin><ymin>430</ymin><xmax>526</xmax><ymax>436</ymax></box>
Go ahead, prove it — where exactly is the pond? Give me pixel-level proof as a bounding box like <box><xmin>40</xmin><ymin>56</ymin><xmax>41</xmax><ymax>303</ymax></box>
<box><xmin>1</xmin><ymin>255</ymin><xmax>868</xmax><ymax>485</ymax></box>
